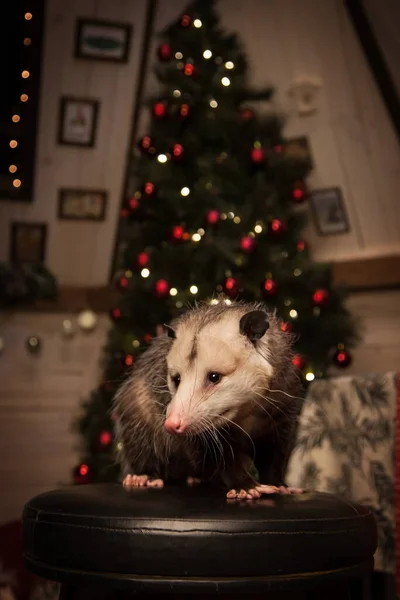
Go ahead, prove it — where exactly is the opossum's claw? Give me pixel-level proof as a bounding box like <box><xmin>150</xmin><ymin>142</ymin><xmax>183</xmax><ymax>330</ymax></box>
<box><xmin>122</xmin><ymin>474</ymin><xmax>164</xmax><ymax>488</ymax></box>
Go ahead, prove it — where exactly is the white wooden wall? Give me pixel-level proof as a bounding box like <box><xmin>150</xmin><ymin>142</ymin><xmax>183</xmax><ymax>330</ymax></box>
<box><xmin>0</xmin><ymin>290</ymin><xmax>399</xmax><ymax>525</ymax></box>
<box><xmin>0</xmin><ymin>0</ymin><xmax>399</xmax><ymax>286</ymax></box>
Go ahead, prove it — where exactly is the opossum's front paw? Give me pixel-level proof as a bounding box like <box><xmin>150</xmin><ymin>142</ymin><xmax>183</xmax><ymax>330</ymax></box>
<box><xmin>122</xmin><ymin>474</ymin><xmax>164</xmax><ymax>488</ymax></box>
<box><xmin>227</xmin><ymin>484</ymin><xmax>279</xmax><ymax>500</ymax></box>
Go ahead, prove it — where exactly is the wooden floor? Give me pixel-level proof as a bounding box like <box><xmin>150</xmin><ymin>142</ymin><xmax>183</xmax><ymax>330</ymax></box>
<box><xmin>0</xmin><ymin>290</ymin><xmax>399</xmax><ymax>525</ymax></box>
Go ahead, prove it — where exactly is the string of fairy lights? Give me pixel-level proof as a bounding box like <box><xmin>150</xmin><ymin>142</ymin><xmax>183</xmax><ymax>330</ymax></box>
<box><xmin>8</xmin><ymin>10</ymin><xmax>33</xmax><ymax>190</ymax></box>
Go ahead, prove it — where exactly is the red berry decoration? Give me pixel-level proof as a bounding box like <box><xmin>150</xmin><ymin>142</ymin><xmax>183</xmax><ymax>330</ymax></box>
<box><xmin>250</xmin><ymin>144</ymin><xmax>265</xmax><ymax>164</ymax></box>
<box><xmin>73</xmin><ymin>463</ymin><xmax>90</xmax><ymax>485</ymax></box>
<box><xmin>184</xmin><ymin>63</ymin><xmax>195</xmax><ymax>76</ymax></box>
<box><xmin>296</xmin><ymin>239</ymin><xmax>307</xmax><ymax>253</ymax></box>
<box><xmin>117</xmin><ymin>276</ymin><xmax>129</xmax><ymax>291</ymax></box>
<box><xmin>240</xmin><ymin>108</ymin><xmax>254</xmax><ymax>121</ymax></box>
<box><xmin>180</xmin><ymin>14</ymin><xmax>191</xmax><ymax>27</ymax></box>
<box><xmin>137</xmin><ymin>252</ymin><xmax>149</xmax><ymax>267</ymax></box>
<box><xmin>153</xmin><ymin>101</ymin><xmax>167</xmax><ymax>118</ymax></box>
<box><xmin>128</xmin><ymin>197</ymin><xmax>139</xmax><ymax>210</ymax></box>
<box><xmin>143</xmin><ymin>182</ymin><xmax>155</xmax><ymax>197</ymax></box>
<box><xmin>240</xmin><ymin>236</ymin><xmax>256</xmax><ymax>252</ymax></box>
<box><xmin>120</xmin><ymin>208</ymin><xmax>129</xmax><ymax>218</ymax></box>
<box><xmin>273</xmin><ymin>144</ymin><xmax>285</xmax><ymax>153</ymax></box>
<box><xmin>280</xmin><ymin>321</ymin><xmax>293</xmax><ymax>333</ymax></box>
<box><xmin>312</xmin><ymin>289</ymin><xmax>329</xmax><ymax>306</ymax></box>
<box><xmin>207</xmin><ymin>210</ymin><xmax>220</xmax><ymax>225</ymax></box>
<box><xmin>109</xmin><ymin>307</ymin><xmax>122</xmax><ymax>322</ymax></box>
<box><xmin>171</xmin><ymin>143</ymin><xmax>184</xmax><ymax>160</ymax></box>
<box><xmin>155</xmin><ymin>279</ymin><xmax>170</xmax><ymax>298</ymax></box>
<box><xmin>143</xmin><ymin>333</ymin><xmax>152</xmax><ymax>343</ymax></box>
<box><xmin>122</xmin><ymin>354</ymin><xmax>134</xmax><ymax>368</ymax></box>
<box><xmin>292</xmin><ymin>354</ymin><xmax>306</xmax><ymax>371</ymax></box>
<box><xmin>263</xmin><ymin>278</ymin><xmax>278</xmax><ymax>296</ymax></box>
<box><xmin>138</xmin><ymin>135</ymin><xmax>153</xmax><ymax>153</ymax></box>
<box><xmin>333</xmin><ymin>348</ymin><xmax>352</xmax><ymax>368</ymax></box>
<box><xmin>179</xmin><ymin>104</ymin><xmax>190</xmax><ymax>118</ymax></box>
<box><xmin>268</xmin><ymin>218</ymin><xmax>286</xmax><ymax>237</ymax></box>
<box><xmin>291</xmin><ymin>181</ymin><xmax>307</xmax><ymax>203</ymax></box>
<box><xmin>99</xmin><ymin>430</ymin><xmax>113</xmax><ymax>447</ymax></box>
<box><xmin>157</xmin><ymin>43</ymin><xmax>172</xmax><ymax>62</ymax></box>
<box><xmin>172</xmin><ymin>225</ymin><xmax>185</xmax><ymax>241</ymax></box>
<box><xmin>223</xmin><ymin>277</ymin><xmax>240</xmax><ymax>298</ymax></box>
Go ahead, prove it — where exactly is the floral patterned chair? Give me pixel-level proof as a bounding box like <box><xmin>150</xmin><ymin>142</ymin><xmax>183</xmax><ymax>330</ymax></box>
<box><xmin>287</xmin><ymin>372</ymin><xmax>399</xmax><ymax>599</ymax></box>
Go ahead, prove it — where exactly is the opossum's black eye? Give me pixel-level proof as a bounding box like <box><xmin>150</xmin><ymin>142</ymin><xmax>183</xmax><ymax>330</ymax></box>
<box><xmin>208</xmin><ymin>372</ymin><xmax>221</xmax><ymax>384</ymax></box>
<box><xmin>172</xmin><ymin>374</ymin><xmax>181</xmax><ymax>388</ymax></box>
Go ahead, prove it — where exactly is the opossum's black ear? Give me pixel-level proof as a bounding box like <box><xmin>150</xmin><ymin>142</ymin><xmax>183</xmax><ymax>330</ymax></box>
<box><xmin>164</xmin><ymin>324</ymin><xmax>176</xmax><ymax>339</ymax></box>
<box><xmin>239</xmin><ymin>310</ymin><xmax>269</xmax><ymax>342</ymax></box>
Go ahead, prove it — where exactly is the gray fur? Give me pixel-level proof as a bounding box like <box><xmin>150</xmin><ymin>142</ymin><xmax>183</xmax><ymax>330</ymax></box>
<box><xmin>113</xmin><ymin>300</ymin><xmax>302</xmax><ymax>489</ymax></box>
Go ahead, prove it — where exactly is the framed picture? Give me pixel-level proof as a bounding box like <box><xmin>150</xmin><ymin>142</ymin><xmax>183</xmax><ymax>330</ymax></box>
<box><xmin>75</xmin><ymin>18</ymin><xmax>132</xmax><ymax>62</ymax></box>
<box><xmin>10</xmin><ymin>222</ymin><xmax>47</xmax><ymax>264</ymax></box>
<box><xmin>310</xmin><ymin>187</ymin><xmax>350</xmax><ymax>236</ymax></box>
<box><xmin>58</xmin><ymin>96</ymin><xmax>99</xmax><ymax>147</ymax></box>
<box><xmin>58</xmin><ymin>188</ymin><xmax>107</xmax><ymax>221</ymax></box>
<box><xmin>285</xmin><ymin>136</ymin><xmax>313</xmax><ymax>167</ymax></box>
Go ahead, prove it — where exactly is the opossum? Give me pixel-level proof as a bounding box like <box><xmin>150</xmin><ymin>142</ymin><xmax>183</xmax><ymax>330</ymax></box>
<box><xmin>113</xmin><ymin>300</ymin><xmax>304</xmax><ymax>499</ymax></box>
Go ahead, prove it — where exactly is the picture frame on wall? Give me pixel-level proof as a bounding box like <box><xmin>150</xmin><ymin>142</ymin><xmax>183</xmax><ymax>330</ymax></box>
<box><xmin>58</xmin><ymin>188</ymin><xmax>107</xmax><ymax>221</ymax></box>
<box><xmin>10</xmin><ymin>222</ymin><xmax>47</xmax><ymax>264</ymax></box>
<box><xmin>58</xmin><ymin>96</ymin><xmax>99</xmax><ymax>147</ymax></box>
<box><xmin>310</xmin><ymin>187</ymin><xmax>350</xmax><ymax>236</ymax></box>
<box><xmin>75</xmin><ymin>18</ymin><xmax>132</xmax><ymax>62</ymax></box>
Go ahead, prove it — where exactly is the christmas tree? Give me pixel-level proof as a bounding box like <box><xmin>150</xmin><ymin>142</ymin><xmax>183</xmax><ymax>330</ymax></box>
<box><xmin>72</xmin><ymin>0</ymin><xmax>359</xmax><ymax>484</ymax></box>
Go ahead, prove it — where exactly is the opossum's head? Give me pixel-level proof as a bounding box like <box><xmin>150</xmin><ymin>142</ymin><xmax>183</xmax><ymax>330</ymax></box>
<box><xmin>164</xmin><ymin>305</ymin><xmax>284</xmax><ymax>436</ymax></box>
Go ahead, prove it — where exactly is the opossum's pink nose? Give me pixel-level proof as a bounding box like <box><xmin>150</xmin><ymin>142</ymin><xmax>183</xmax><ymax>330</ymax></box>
<box><xmin>164</xmin><ymin>415</ymin><xmax>187</xmax><ymax>435</ymax></box>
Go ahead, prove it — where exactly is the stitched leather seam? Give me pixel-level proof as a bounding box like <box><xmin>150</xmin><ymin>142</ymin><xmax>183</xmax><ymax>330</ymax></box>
<box><xmin>28</xmin><ymin>520</ymin><xmax>372</xmax><ymax>536</ymax></box>
<box><xmin>26</xmin><ymin>507</ymin><xmax>372</xmax><ymax>524</ymax></box>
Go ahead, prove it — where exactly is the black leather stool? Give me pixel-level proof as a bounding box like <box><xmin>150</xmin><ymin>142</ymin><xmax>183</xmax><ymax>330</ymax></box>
<box><xmin>22</xmin><ymin>484</ymin><xmax>377</xmax><ymax>599</ymax></box>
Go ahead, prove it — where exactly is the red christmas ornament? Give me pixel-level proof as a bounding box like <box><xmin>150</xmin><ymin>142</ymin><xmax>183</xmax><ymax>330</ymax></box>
<box><xmin>138</xmin><ymin>135</ymin><xmax>153</xmax><ymax>153</ymax></box>
<box><xmin>109</xmin><ymin>307</ymin><xmax>122</xmax><ymax>322</ymax></box>
<box><xmin>143</xmin><ymin>333</ymin><xmax>152</xmax><ymax>343</ymax></box>
<box><xmin>296</xmin><ymin>239</ymin><xmax>307</xmax><ymax>253</ymax></box>
<box><xmin>240</xmin><ymin>236</ymin><xmax>256</xmax><ymax>252</ymax></box>
<box><xmin>157</xmin><ymin>43</ymin><xmax>172</xmax><ymax>62</ymax></box>
<box><xmin>171</xmin><ymin>143</ymin><xmax>184</xmax><ymax>160</ymax></box>
<box><xmin>268</xmin><ymin>218</ymin><xmax>286</xmax><ymax>237</ymax></box>
<box><xmin>240</xmin><ymin>108</ymin><xmax>254</xmax><ymax>121</ymax></box>
<box><xmin>333</xmin><ymin>348</ymin><xmax>352</xmax><ymax>368</ymax></box>
<box><xmin>180</xmin><ymin>14</ymin><xmax>191</xmax><ymax>27</ymax></box>
<box><xmin>153</xmin><ymin>101</ymin><xmax>167</xmax><ymax>118</ymax></box>
<box><xmin>280</xmin><ymin>321</ymin><xmax>293</xmax><ymax>333</ymax></box>
<box><xmin>263</xmin><ymin>278</ymin><xmax>278</xmax><ymax>296</ymax></box>
<box><xmin>143</xmin><ymin>182</ymin><xmax>155</xmax><ymax>197</ymax></box>
<box><xmin>155</xmin><ymin>279</ymin><xmax>170</xmax><ymax>298</ymax></box>
<box><xmin>172</xmin><ymin>225</ymin><xmax>185</xmax><ymax>241</ymax></box>
<box><xmin>273</xmin><ymin>144</ymin><xmax>285</xmax><ymax>153</ymax></box>
<box><xmin>207</xmin><ymin>209</ymin><xmax>220</xmax><ymax>225</ymax></box>
<box><xmin>117</xmin><ymin>276</ymin><xmax>129</xmax><ymax>290</ymax></box>
<box><xmin>250</xmin><ymin>145</ymin><xmax>265</xmax><ymax>164</ymax></box>
<box><xmin>99</xmin><ymin>430</ymin><xmax>113</xmax><ymax>447</ymax></box>
<box><xmin>223</xmin><ymin>277</ymin><xmax>240</xmax><ymax>298</ymax></box>
<box><xmin>184</xmin><ymin>63</ymin><xmax>195</xmax><ymax>76</ymax></box>
<box><xmin>123</xmin><ymin>354</ymin><xmax>134</xmax><ymax>368</ymax></box>
<box><xmin>312</xmin><ymin>289</ymin><xmax>329</xmax><ymax>306</ymax></box>
<box><xmin>292</xmin><ymin>354</ymin><xmax>306</xmax><ymax>371</ymax></box>
<box><xmin>120</xmin><ymin>208</ymin><xmax>129</xmax><ymax>218</ymax></box>
<box><xmin>128</xmin><ymin>197</ymin><xmax>139</xmax><ymax>210</ymax></box>
<box><xmin>179</xmin><ymin>103</ymin><xmax>190</xmax><ymax>118</ymax></box>
<box><xmin>137</xmin><ymin>252</ymin><xmax>149</xmax><ymax>267</ymax></box>
<box><xmin>73</xmin><ymin>463</ymin><xmax>90</xmax><ymax>485</ymax></box>
<box><xmin>291</xmin><ymin>181</ymin><xmax>307</xmax><ymax>203</ymax></box>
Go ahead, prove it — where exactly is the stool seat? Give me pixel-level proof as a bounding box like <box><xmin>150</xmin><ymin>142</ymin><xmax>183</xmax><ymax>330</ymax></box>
<box><xmin>22</xmin><ymin>483</ymin><xmax>377</xmax><ymax>594</ymax></box>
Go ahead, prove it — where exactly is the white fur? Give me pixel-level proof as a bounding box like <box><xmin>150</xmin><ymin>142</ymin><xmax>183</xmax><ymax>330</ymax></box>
<box><xmin>166</xmin><ymin>311</ymin><xmax>274</xmax><ymax>431</ymax></box>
